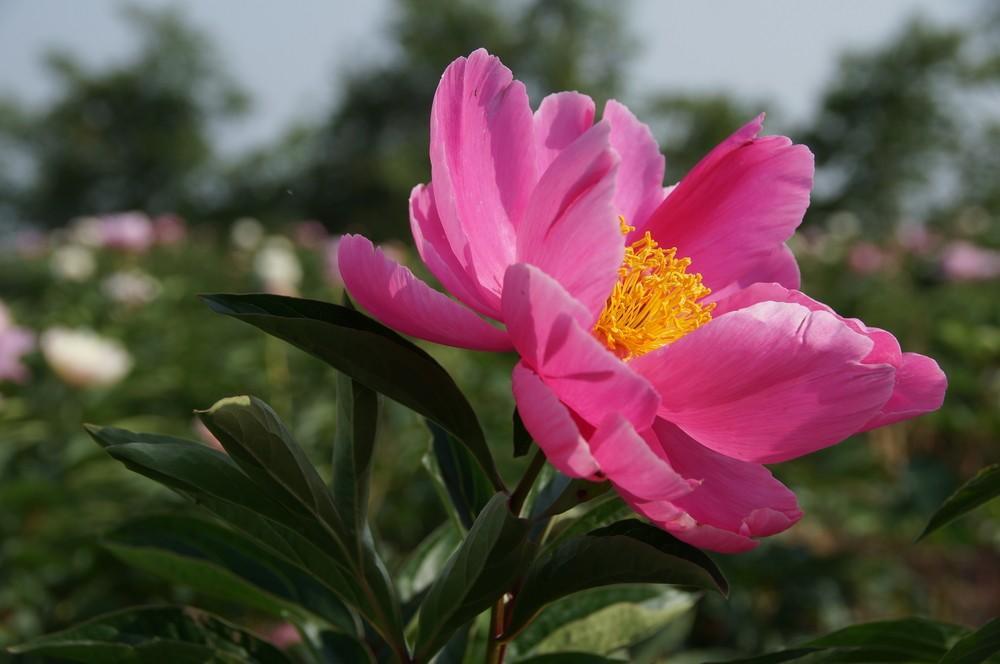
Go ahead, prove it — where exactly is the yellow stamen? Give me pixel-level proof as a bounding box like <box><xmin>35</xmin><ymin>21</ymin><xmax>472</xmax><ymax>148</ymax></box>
<box><xmin>594</xmin><ymin>217</ymin><xmax>714</xmax><ymax>360</ymax></box>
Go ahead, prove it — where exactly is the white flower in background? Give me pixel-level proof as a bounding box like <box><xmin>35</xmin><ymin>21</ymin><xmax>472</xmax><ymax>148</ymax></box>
<box><xmin>231</xmin><ymin>217</ymin><xmax>264</xmax><ymax>251</ymax></box>
<box><xmin>69</xmin><ymin>216</ymin><xmax>104</xmax><ymax>247</ymax></box>
<box><xmin>254</xmin><ymin>237</ymin><xmax>302</xmax><ymax>296</ymax></box>
<box><xmin>40</xmin><ymin>328</ymin><xmax>132</xmax><ymax>388</ymax></box>
<box><xmin>102</xmin><ymin>270</ymin><xmax>161</xmax><ymax>306</ymax></box>
<box><xmin>0</xmin><ymin>301</ymin><xmax>35</xmax><ymax>384</ymax></box>
<box><xmin>51</xmin><ymin>245</ymin><xmax>97</xmax><ymax>282</ymax></box>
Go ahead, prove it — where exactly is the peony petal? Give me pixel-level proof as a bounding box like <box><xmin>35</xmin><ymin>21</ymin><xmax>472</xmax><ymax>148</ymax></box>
<box><xmin>639</xmin><ymin>115</ymin><xmax>814</xmax><ymax>293</ymax></box>
<box><xmin>708</xmin><ymin>244</ymin><xmax>801</xmax><ymax>301</ymax></box>
<box><xmin>517</xmin><ymin>122</ymin><xmax>623</xmax><ymax>321</ymax></box>
<box><xmin>631</xmin><ymin>301</ymin><xmax>896</xmax><ymax>464</ymax></box>
<box><xmin>338</xmin><ymin>234</ymin><xmax>512</xmax><ymax>351</ymax></box>
<box><xmin>589</xmin><ymin>415</ymin><xmax>695</xmax><ymax>502</ymax></box>
<box><xmin>409</xmin><ymin>183</ymin><xmax>500</xmax><ymax>316</ymax></box>
<box><xmin>713</xmin><ymin>283</ymin><xmax>945</xmax><ymax>432</ymax></box>
<box><xmin>534</xmin><ymin>91</ymin><xmax>596</xmax><ymax>174</ymax></box>
<box><xmin>604</xmin><ymin>100</ymin><xmax>666</xmax><ymax>228</ymax></box>
<box><xmin>861</xmin><ymin>352</ymin><xmax>946</xmax><ymax>431</ymax></box>
<box><xmin>430</xmin><ymin>49</ymin><xmax>536</xmax><ymax>298</ymax></box>
<box><xmin>511</xmin><ymin>362</ymin><xmax>600</xmax><ymax>478</ymax></box>
<box><xmin>502</xmin><ymin>263</ymin><xmax>659</xmax><ymax>430</ymax></box>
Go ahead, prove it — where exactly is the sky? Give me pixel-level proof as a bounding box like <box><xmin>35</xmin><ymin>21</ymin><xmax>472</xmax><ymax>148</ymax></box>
<box><xmin>0</xmin><ymin>0</ymin><xmax>975</xmax><ymax>155</ymax></box>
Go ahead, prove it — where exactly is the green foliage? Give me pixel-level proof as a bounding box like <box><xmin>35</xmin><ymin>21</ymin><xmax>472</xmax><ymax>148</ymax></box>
<box><xmin>9</xmin><ymin>606</ymin><xmax>291</xmax><ymax>663</ymax></box>
<box><xmin>202</xmin><ymin>293</ymin><xmax>504</xmax><ymax>491</ymax></box>
<box><xmin>919</xmin><ymin>464</ymin><xmax>1000</xmax><ymax>540</ymax></box>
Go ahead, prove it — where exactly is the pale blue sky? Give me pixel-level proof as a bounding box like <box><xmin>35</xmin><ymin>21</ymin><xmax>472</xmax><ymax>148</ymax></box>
<box><xmin>0</xmin><ymin>0</ymin><xmax>974</xmax><ymax>154</ymax></box>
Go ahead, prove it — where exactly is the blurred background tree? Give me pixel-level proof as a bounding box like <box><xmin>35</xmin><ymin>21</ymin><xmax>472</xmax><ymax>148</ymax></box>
<box><xmin>0</xmin><ymin>5</ymin><xmax>248</xmax><ymax>228</ymax></box>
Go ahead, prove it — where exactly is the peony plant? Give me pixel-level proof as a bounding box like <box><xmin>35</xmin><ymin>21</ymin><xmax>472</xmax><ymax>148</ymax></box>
<box><xmin>14</xmin><ymin>50</ymin><xmax>982</xmax><ymax>664</ymax></box>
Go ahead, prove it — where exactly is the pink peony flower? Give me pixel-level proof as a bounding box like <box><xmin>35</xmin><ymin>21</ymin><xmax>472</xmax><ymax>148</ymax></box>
<box><xmin>940</xmin><ymin>241</ymin><xmax>1000</xmax><ymax>282</ymax></box>
<box><xmin>98</xmin><ymin>212</ymin><xmax>156</xmax><ymax>253</ymax></box>
<box><xmin>337</xmin><ymin>50</ymin><xmax>947</xmax><ymax>552</ymax></box>
<box><xmin>0</xmin><ymin>302</ymin><xmax>35</xmax><ymax>384</ymax></box>
<box><xmin>153</xmin><ymin>213</ymin><xmax>188</xmax><ymax>246</ymax></box>
<box><xmin>847</xmin><ymin>242</ymin><xmax>887</xmax><ymax>275</ymax></box>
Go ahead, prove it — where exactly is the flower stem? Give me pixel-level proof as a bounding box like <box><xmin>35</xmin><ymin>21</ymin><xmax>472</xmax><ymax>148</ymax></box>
<box><xmin>485</xmin><ymin>597</ymin><xmax>508</xmax><ymax>664</ymax></box>
<box><xmin>509</xmin><ymin>448</ymin><xmax>546</xmax><ymax>516</ymax></box>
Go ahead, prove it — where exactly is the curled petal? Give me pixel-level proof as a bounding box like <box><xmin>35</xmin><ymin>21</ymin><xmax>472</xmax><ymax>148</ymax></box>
<box><xmin>512</xmin><ymin>362</ymin><xmax>600</xmax><ymax>478</ymax></box>
<box><xmin>534</xmin><ymin>91</ymin><xmax>596</xmax><ymax>174</ymax></box>
<box><xmin>338</xmin><ymin>234</ymin><xmax>511</xmax><ymax>351</ymax></box>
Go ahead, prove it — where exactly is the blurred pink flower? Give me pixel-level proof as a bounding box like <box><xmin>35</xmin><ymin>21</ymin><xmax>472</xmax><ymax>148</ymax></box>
<box><xmin>941</xmin><ymin>241</ymin><xmax>1000</xmax><ymax>282</ymax></box>
<box><xmin>98</xmin><ymin>212</ymin><xmax>156</xmax><ymax>253</ymax></box>
<box><xmin>0</xmin><ymin>302</ymin><xmax>35</xmax><ymax>384</ymax></box>
<box><xmin>293</xmin><ymin>220</ymin><xmax>328</xmax><ymax>249</ymax></box>
<box><xmin>153</xmin><ymin>213</ymin><xmax>188</xmax><ymax>245</ymax></box>
<box><xmin>895</xmin><ymin>222</ymin><xmax>935</xmax><ymax>255</ymax></box>
<box><xmin>264</xmin><ymin>622</ymin><xmax>301</xmax><ymax>650</ymax></box>
<box><xmin>847</xmin><ymin>241</ymin><xmax>887</xmax><ymax>275</ymax></box>
<box><xmin>337</xmin><ymin>49</ymin><xmax>947</xmax><ymax>552</ymax></box>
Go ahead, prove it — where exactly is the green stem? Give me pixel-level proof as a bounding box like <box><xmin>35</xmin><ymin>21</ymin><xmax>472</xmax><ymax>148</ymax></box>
<box><xmin>508</xmin><ymin>448</ymin><xmax>546</xmax><ymax>516</ymax></box>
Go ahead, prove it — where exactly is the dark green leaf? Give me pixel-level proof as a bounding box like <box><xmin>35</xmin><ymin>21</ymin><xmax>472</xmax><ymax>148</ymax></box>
<box><xmin>197</xmin><ymin>396</ymin><xmax>345</xmax><ymax>541</ymax></box>
<box><xmin>507</xmin><ymin>519</ymin><xmax>727</xmax><ymax>638</ymax></box>
<box><xmin>427</xmin><ymin>419</ymin><xmax>494</xmax><ymax>529</ymax></box>
<box><xmin>512</xmin><ymin>586</ymin><xmax>693</xmax><ymax>657</ymax></box>
<box><xmin>718</xmin><ymin>618</ymin><xmax>968</xmax><ymax>663</ymax></box>
<box><xmin>200</xmin><ymin>293</ymin><xmax>503</xmax><ymax>490</ymax></box>
<box><xmin>541</xmin><ymin>497</ymin><xmax>633</xmax><ymax>552</ymax></box>
<box><xmin>86</xmin><ymin>425</ymin><xmax>407</xmax><ymax>657</ymax></box>
<box><xmin>415</xmin><ymin>493</ymin><xmax>533</xmax><ymax>661</ymax></box>
<box><xmin>939</xmin><ymin>618</ymin><xmax>1000</xmax><ymax>664</ymax></box>
<box><xmin>319</xmin><ymin>631</ymin><xmax>376</xmax><ymax>664</ymax></box>
<box><xmin>333</xmin><ymin>373</ymin><xmax>379</xmax><ymax>552</ymax></box>
<box><xmin>513</xmin><ymin>408</ymin><xmax>532</xmax><ymax>458</ymax></box>
<box><xmin>105</xmin><ymin>514</ymin><xmax>357</xmax><ymax>633</ymax></box>
<box><xmin>516</xmin><ymin>654</ymin><xmax>625</xmax><ymax>663</ymax></box>
<box><xmin>397</xmin><ymin>522</ymin><xmax>461</xmax><ymax>603</ymax></box>
<box><xmin>918</xmin><ymin>464</ymin><xmax>1000</xmax><ymax>540</ymax></box>
<box><xmin>529</xmin><ymin>471</ymin><xmax>611</xmax><ymax>520</ymax></box>
<box><xmin>8</xmin><ymin>606</ymin><xmax>292</xmax><ymax>663</ymax></box>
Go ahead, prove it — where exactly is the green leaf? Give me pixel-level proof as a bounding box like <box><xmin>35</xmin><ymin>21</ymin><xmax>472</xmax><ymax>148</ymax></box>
<box><xmin>427</xmin><ymin>419</ymin><xmax>494</xmax><ymax>529</ymax></box>
<box><xmin>197</xmin><ymin>396</ymin><xmax>345</xmax><ymax>541</ymax></box>
<box><xmin>529</xmin><ymin>471</ymin><xmax>611</xmax><ymax>520</ymax></box>
<box><xmin>516</xmin><ymin>654</ymin><xmax>625</xmax><ymax>663</ymax></box>
<box><xmin>397</xmin><ymin>522</ymin><xmax>462</xmax><ymax>603</ymax></box>
<box><xmin>507</xmin><ymin>519</ymin><xmax>727</xmax><ymax>638</ymax></box>
<box><xmin>201</xmin><ymin>293</ymin><xmax>503</xmax><ymax>490</ymax></box>
<box><xmin>319</xmin><ymin>631</ymin><xmax>377</xmax><ymax>664</ymax></box>
<box><xmin>8</xmin><ymin>606</ymin><xmax>292</xmax><ymax>663</ymax></box>
<box><xmin>918</xmin><ymin>464</ymin><xmax>1000</xmax><ymax>540</ymax></box>
<box><xmin>513</xmin><ymin>408</ymin><xmax>532</xmax><ymax>458</ymax></box>
<box><xmin>511</xmin><ymin>586</ymin><xmax>689</xmax><ymax>657</ymax></box>
<box><xmin>86</xmin><ymin>425</ymin><xmax>407</xmax><ymax>658</ymax></box>
<box><xmin>105</xmin><ymin>514</ymin><xmax>358</xmax><ymax>633</ymax></box>
<box><xmin>716</xmin><ymin>618</ymin><xmax>967</xmax><ymax>664</ymax></box>
<box><xmin>196</xmin><ymin>397</ymin><xmax>403</xmax><ymax>646</ymax></box>
<box><xmin>415</xmin><ymin>493</ymin><xmax>534</xmax><ymax>661</ymax></box>
<box><xmin>541</xmin><ymin>497</ymin><xmax>634</xmax><ymax>552</ymax></box>
<box><xmin>333</xmin><ymin>372</ymin><xmax>379</xmax><ymax>552</ymax></box>
<box><xmin>519</xmin><ymin>588</ymin><xmax>695</xmax><ymax>659</ymax></box>
<box><xmin>939</xmin><ymin>618</ymin><xmax>1000</xmax><ymax>664</ymax></box>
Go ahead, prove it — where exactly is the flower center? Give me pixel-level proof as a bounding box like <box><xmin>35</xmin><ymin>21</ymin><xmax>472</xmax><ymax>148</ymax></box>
<box><xmin>593</xmin><ymin>218</ymin><xmax>714</xmax><ymax>360</ymax></box>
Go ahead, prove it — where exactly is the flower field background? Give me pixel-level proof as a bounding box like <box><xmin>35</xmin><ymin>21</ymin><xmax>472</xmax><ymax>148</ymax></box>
<box><xmin>1</xmin><ymin>1</ymin><xmax>998</xmax><ymax>660</ymax></box>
